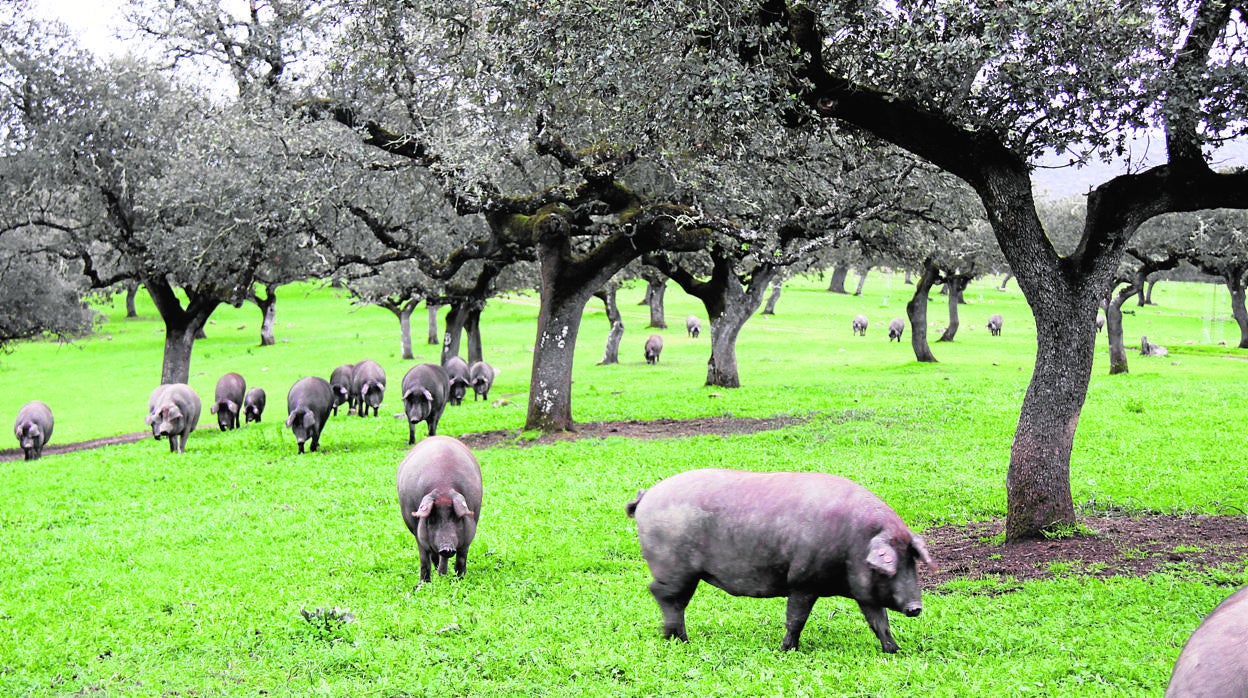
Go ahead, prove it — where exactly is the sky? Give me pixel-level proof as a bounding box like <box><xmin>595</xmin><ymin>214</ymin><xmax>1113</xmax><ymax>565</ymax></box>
<box><xmin>30</xmin><ymin>0</ymin><xmax>130</xmax><ymax>57</ymax></box>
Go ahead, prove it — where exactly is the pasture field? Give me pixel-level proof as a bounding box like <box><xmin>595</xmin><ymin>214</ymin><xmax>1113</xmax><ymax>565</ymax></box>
<box><xmin>1</xmin><ymin>273</ymin><xmax>1246</xmax><ymax>696</ymax></box>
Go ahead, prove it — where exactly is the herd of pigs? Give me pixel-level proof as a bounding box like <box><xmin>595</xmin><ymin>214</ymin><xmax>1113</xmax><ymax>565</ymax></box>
<box><xmin>9</xmin><ymin>313</ymin><xmax>1244</xmax><ymax>694</ymax></box>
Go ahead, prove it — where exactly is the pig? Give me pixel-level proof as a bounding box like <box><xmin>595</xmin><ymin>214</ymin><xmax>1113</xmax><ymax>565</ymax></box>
<box><xmin>469</xmin><ymin>361</ymin><xmax>495</xmax><ymax>402</ymax></box>
<box><xmin>686</xmin><ymin>315</ymin><xmax>702</xmax><ymax>338</ymax></box>
<box><xmin>888</xmin><ymin>318</ymin><xmax>905</xmax><ymax>342</ymax></box>
<box><xmin>244</xmin><ymin>387</ymin><xmax>266</xmax><ymax>423</ymax></box>
<box><xmin>1165</xmin><ymin>584</ymin><xmax>1248</xmax><ymax>697</ymax></box>
<box><xmin>396</xmin><ymin>435</ymin><xmax>484</xmax><ymax>582</ymax></box>
<box><xmin>852</xmin><ymin>314</ymin><xmax>869</xmax><ymax>336</ymax></box>
<box><xmin>1142</xmin><ymin>335</ymin><xmax>1169</xmax><ymax>357</ymax></box>
<box><xmin>146</xmin><ymin>384</ymin><xmax>202</xmax><ymax>454</ymax></box>
<box><xmin>14</xmin><ymin>400</ymin><xmax>54</xmax><ymax>461</ymax></box>
<box><xmin>1096</xmin><ymin>314</ymin><xmax>1106</xmax><ymax>333</ymax></box>
<box><xmin>209</xmin><ymin>372</ymin><xmax>246</xmax><ymax>431</ymax></box>
<box><xmin>626</xmin><ymin>468</ymin><xmax>933</xmax><ymax>653</ymax></box>
<box><xmin>329</xmin><ymin>363</ymin><xmax>356</xmax><ymax>416</ymax></box>
<box><xmin>401</xmin><ymin>363</ymin><xmax>450</xmax><ymax>444</ymax></box>
<box><xmin>444</xmin><ymin>355</ymin><xmax>471</xmax><ymax>406</ymax></box>
<box><xmin>644</xmin><ymin>334</ymin><xmax>663</xmax><ymax>364</ymax></box>
<box><xmin>352</xmin><ymin>359</ymin><xmax>386</xmax><ymax>417</ymax></box>
<box><xmin>986</xmin><ymin>314</ymin><xmax>1003</xmax><ymax>337</ymax></box>
<box><xmin>285</xmin><ymin>376</ymin><xmax>333</xmax><ymax>454</ymax></box>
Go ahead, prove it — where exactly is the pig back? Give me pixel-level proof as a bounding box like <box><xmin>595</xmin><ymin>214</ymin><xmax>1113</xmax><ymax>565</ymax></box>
<box><xmin>15</xmin><ymin>400</ymin><xmax>54</xmax><ymax>446</ymax></box>
<box><xmin>402</xmin><ymin>363</ymin><xmax>449</xmax><ymax>408</ymax></box>
<box><xmin>149</xmin><ymin>384</ymin><xmax>202</xmax><ymax>430</ymax></box>
<box><xmin>352</xmin><ymin>360</ymin><xmax>385</xmax><ymax>392</ymax></box>
<box><xmin>214</xmin><ymin>372</ymin><xmax>246</xmax><ymax>404</ymax></box>
<box><xmin>1166</xmin><ymin>584</ymin><xmax>1248</xmax><ymax>697</ymax></box>
<box><xmin>287</xmin><ymin>376</ymin><xmax>333</xmax><ymax>417</ymax></box>
<box><xmin>396</xmin><ymin>435</ymin><xmax>483</xmax><ymax>531</ymax></box>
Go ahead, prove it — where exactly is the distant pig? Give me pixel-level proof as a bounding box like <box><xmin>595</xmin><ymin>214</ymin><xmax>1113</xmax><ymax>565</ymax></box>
<box><xmin>396</xmin><ymin>435</ymin><xmax>484</xmax><ymax>582</ymax></box>
<box><xmin>469</xmin><ymin>361</ymin><xmax>495</xmax><ymax>401</ymax></box>
<box><xmin>626</xmin><ymin>469</ymin><xmax>933</xmax><ymax>653</ymax></box>
<box><xmin>852</xmin><ymin>314</ymin><xmax>869</xmax><ymax>336</ymax></box>
<box><xmin>146</xmin><ymin>384</ymin><xmax>202</xmax><ymax>454</ymax></box>
<box><xmin>401</xmin><ymin>363</ymin><xmax>450</xmax><ymax>444</ymax></box>
<box><xmin>210</xmin><ymin>372</ymin><xmax>246</xmax><ymax>431</ymax></box>
<box><xmin>14</xmin><ymin>400</ymin><xmax>54</xmax><ymax>461</ymax></box>
<box><xmin>645</xmin><ymin>334</ymin><xmax>663</xmax><ymax>364</ymax></box>
<box><xmin>286</xmin><ymin>376</ymin><xmax>333</xmax><ymax>454</ymax></box>
<box><xmin>444</xmin><ymin>355</ymin><xmax>471</xmax><ymax>406</ymax></box>
<box><xmin>352</xmin><ymin>359</ymin><xmax>386</xmax><ymax>417</ymax></box>
<box><xmin>888</xmin><ymin>318</ymin><xmax>905</xmax><ymax>342</ymax></box>
<box><xmin>686</xmin><ymin>315</ymin><xmax>701</xmax><ymax>338</ymax></box>
<box><xmin>1096</xmin><ymin>314</ymin><xmax>1106</xmax><ymax>333</ymax></box>
<box><xmin>986</xmin><ymin>314</ymin><xmax>1003</xmax><ymax>337</ymax></box>
<box><xmin>244</xmin><ymin>387</ymin><xmax>266</xmax><ymax>423</ymax></box>
<box><xmin>1165</xmin><ymin>584</ymin><xmax>1248</xmax><ymax>697</ymax></box>
<box><xmin>329</xmin><ymin>363</ymin><xmax>356</xmax><ymax>416</ymax></box>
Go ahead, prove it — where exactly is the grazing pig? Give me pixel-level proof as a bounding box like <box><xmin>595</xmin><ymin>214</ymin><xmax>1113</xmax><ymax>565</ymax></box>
<box><xmin>852</xmin><ymin>314</ymin><xmax>869</xmax><ymax>336</ymax></box>
<box><xmin>244</xmin><ymin>387</ymin><xmax>266</xmax><ymax>423</ymax></box>
<box><xmin>1165</xmin><ymin>584</ymin><xmax>1248</xmax><ymax>697</ymax></box>
<box><xmin>402</xmin><ymin>363</ymin><xmax>450</xmax><ymax>444</ymax></box>
<box><xmin>329</xmin><ymin>363</ymin><xmax>356</xmax><ymax>416</ymax></box>
<box><xmin>1096</xmin><ymin>314</ymin><xmax>1106</xmax><ymax>333</ymax></box>
<box><xmin>396</xmin><ymin>435</ymin><xmax>484</xmax><ymax>582</ymax></box>
<box><xmin>14</xmin><ymin>400</ymin><xmax>54</xmax><ymax>461</ymax></box>
<box><xmin>1141</xmin><ymin>335</ymin><xmax>1169</xmax><ymax>357</ymax></box>
<box><xmin>644</xmin><ymin>334</ymin><xmax>663</xmax><ymax>364</ymax></box>
<box><xmin>686</xmin><ymin>315</ymin><xmax>702</xmax><ymax>338</ymax></box>
<box><xmin>146</xmin><ymin>384</ymin><xmax>202</xmax><ymax>454</ymax></box>
<box><xmin>352</xmin><ymin>359</ymin><xmax>386</xmax><ymax>417</ymax></box>
<box><xmin>469</xmin><ymin>361</ymin><xmax>495</xmax><ymax>401</ymax></box>
<box><xmin>286</xmin><ymin>376</ymin><xmax>333</xmax><ymax>454</ymax></box>
<box><xmin>209</xmin><ymin>372</ymin><xmax>246</xmax><ymax>431</ymax></box>
<box><xmin>626</xmin><ymin>469</ymin><xmax>933</xmax><ymax>653</ymax></box>
<box><xmin>986</xmin><ymin>314</ymin><xmax>1003</xmax><ymax>337</ymax></box>
<box><xmin>888</xmin><ymin>318</ymin><xmax>905</xmax><ymax>342</ymax></box>
<box><xmin>444</xmin><ymin>355</ymin><xmax>471</xmax><ymax>406</ymax></box>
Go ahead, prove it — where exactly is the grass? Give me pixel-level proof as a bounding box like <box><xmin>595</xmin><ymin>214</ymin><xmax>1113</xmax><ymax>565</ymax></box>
<box><xmin>1</xmin><ymin>272</ymin><xmax>1246</xmax><ymax>696</ymax></box>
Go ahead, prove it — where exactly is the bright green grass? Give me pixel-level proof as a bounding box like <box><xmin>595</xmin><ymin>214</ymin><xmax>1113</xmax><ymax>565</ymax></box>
<box><xmin>1</xmin><ymin>273</ymin><xmax>1246</xmax><ymax>696</ymax></box>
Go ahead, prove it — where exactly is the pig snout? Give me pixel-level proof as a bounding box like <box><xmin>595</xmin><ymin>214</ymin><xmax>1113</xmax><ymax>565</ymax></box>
<box><xmin>902</xmin><ymin>603</ymin><xmax>922</xmax><ymax>617</ymax></box>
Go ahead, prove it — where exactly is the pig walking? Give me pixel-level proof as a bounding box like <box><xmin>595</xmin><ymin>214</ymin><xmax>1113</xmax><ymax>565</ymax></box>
<box><xmin>468</xmin><ymin>361</ymin><xmax>495</xmax><ymax>402</ymax></box>
<box><xmin>401</xmin><ymin>363</ymin><xmax>450</xmax><ymax>444</ymax></box>
<box><xmin>352</xmin><ymin>360</ymin><xmax>386</xmax><ymax>417</ymax></box>
<box><xmin>644</xmin><ymin>334</ymin><xmax>663</xmax><ymax>364</ymax></box>
<box><xmin>852</xmin><ymin>314</ymin><xmax>869</xmax><ymax>336</ymax></box>
<box><xmin>396</xmin><ymin>435</ymin><xmax>483</xmax><ymax>582</ymax></box>
<box><xmin>1166</xmin><ymin>584</ymin><xmax>1248</xmax><ymax>696</ymax></box>
<box><xmin>686</xmin><ymin>315</ymin><xmax>701</xmax><ymax>338</ymax></box>
<box><xmin>329</xmin><ymin>364</ymin><xmax>356</xmax><ymax>416</ymax></box>
<box><xmin>627</xmin><ymin>469</ymin><xmax>933</xmax><ymax>653</ymax></box>
<box><xmin>244</xmin><ymin>387</ymin><xmax>267</xmax><ymax>423</ymax></box>
<box><xmin>986</xmin><ymin>314</ymin><xmax>1003</xmax><ymax>336</ymax></box>
<box><xmin>286</xmin><ymin>376</ymin><xmax>333</xmax><ymax>454</ymax></box>
<box><xmin>210</xmin><ymin>372</ymin><xmax>246</xmax><ymax>431</ymax></box>
<box><xmin>146</xmin><ymin>384</ymin><xmax>201</xmax><ymax>454</ymax></box>
<box><xmin>444</xmin><ymin>355</ymin><xmax>471</xmax><ymax>406</ymax></box>
<box><xmin>888</xmin><ymin>318</ymin><xmax>905</xmax><ymax>342</ymax></box>
<box><xmin>14</xmin><ymin>400</ymin><xmax>54</xmax><ymax>461</ymax></box>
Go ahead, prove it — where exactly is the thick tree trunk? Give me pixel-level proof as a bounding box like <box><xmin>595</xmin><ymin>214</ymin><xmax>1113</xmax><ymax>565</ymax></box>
<box><xmin>1141</xmin><ymin>279</ymin><xmax>1158</xmax><ymax>306</ymax></box>
<box><xmin>442</xmin><ymin>302</ymin><xmax>470</xmax><ymax>363</ymax></box>
<box><xmin>827</xmin><ymin>265</ymin><xmax>850</xmax><ymax>294</ymax></box>
<box><xmin>398</xmin><ymin>301</ymin><xmax>417</xmax><ymax>360</ymax></box>
<box><xmin>465</xmin><ymin>306</ymin><xmax>484</xmax><ymax>364</ymax></box>
<box><xmin>938</xmin><ymin>275</ymin><xmax>970</xmax><ymax>342</ymax></box>
<box><xmin>124</xmin><ymin>281</ymin><xmax>139</xmax><ymax>318</ymax></box>
<box><xmin>527</xmin><ymin>289</ymin><xmax>594</xmax><ymax>431</ymax></box>
<box><xmin>1106</xmin><ymin>283</ymin><xmax>1133</xmax><ymax>374</ymax></box>
<box><xmin>145</xmin><ymin>277</ymin><xmax>219</xmax><ymax>385</ymax></box>
<box><xmin>595</xmin><ymin>287</ymin><xmax>624</xmax><ymax>365</ymax></box>
<box><xmin>854</xmin><ymin>268</ymin><xmax>869</xmax><ymax>296</ymax></box>
<box><xmin>426</xmin><ymin>303</ymin><xmax>441</xmax><ymax>345</ymax></box>
<box><xmin>906</xmin><ymin>262</ymin><xmax>939</xmax><ymax>362</ymax></box>
<box><xmin>645</xmin><ymin>276</ymin><xmax>667</xmax><ymax>328</ymax></box>
<box><xmin>251</xmin><ymin>283</ymin><xmax>277</xmax><ymax>347</ymax></box>
<box><xmin>706</xmin><ymin>267</ymin><xmax>777</xmax><ymax>388</ymax></box>
<box><xmin>761</xmin><ymin>280</ymin><xmax>782</xmax><ymax>315</ymax></box>
<box><xmin>1225</xmin><ymin>274</ymin><xmax>1248</xmax><ymax>349</ymax></box>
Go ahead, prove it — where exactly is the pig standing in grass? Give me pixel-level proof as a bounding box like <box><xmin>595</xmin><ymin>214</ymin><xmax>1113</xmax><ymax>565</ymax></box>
<box><xmin>444</xmin><ymin>355</ymin><xmax>471</xmax><ymax>406</ymax></box>
<box><xmin>352</xmin><ymin>360</ymin><xmax>386</xmax><ymax>417</ymax></box>
<box><xmin>686</xmin><ymin>315</ymin><xmax>701</xmax><ymax>338</ymax></box>
<box><xmin>986</xmin><ymin>314</ymin><xmax>1003</xmax><ymax>336</ymax></box>
<box><xmin>1165</xmin><ymin>584</ymin><xmax>1248</xmax><ymax>697</ymax></box>
<box><xmin>402</xmin><ymin>363</ymin><xmax>450</xmax><ymax>444</ymax></box>
<box><xmin>852</xmin><ymin>314</ymin><xmax>869</xmax><ymax>336</ymax></box>
<box><xmin>644</xmin><ymin>334</ymin><xmax>663</xmax><ymax>364</ymax></box>
<box><xmin>14</xmin><ymin>400</ymin><xmax>54</xmax><ymax>461</ymax></box>
<box><xmin>888</xmin><ymin>318</ymin><xmax>905</xmax><ymax>342</ymax></box>
<box><xmin>146</xmin><ymin>384</ymin><xmax>201</xmax><ymax>454</ymax></box>
<box><xmin>244</xmin><ymin>387</ymin><xmax>266</xmax><ymax>423</ymax></box>
<box><xmin>329</xmin><ymin>364</ymin><xmax>355</xmax><ymax>416</ymax></box>
<box><xmin>286</xmin><ymin>376</ymin><xmax>333</xmax><ymax>454</ymax></box>
<box><xmin>626</xmin><ymin>469</ymin><xmax>933</xmax><ymax>653</ymax></box>
<box><xmin>469</xmin><ymin>361</ymin><xmax>495</xmax><ymax>401</ymax></box>
<box><xmin>210</xmin><ymin>372</ymin><xmax>246</xmax><ymax>431</ymax></box>
<box><xmin>396</xmin><ymin>435</ymin><xmax>483</xmax><ymax>582</ymax></box>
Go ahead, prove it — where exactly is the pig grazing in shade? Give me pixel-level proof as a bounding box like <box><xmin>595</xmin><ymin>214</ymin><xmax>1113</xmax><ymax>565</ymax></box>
<box><xmin>244</xmin><ymin>387</ymin><xmax>266</xmax><ymax>423</ymax></box>
<box><xmin>986</xmin><ymin>314</ymin><xmax>1003</xmax><ymax>336</ymax></box>
<box><xmin>146</xmin><ymin>384</ymin><xmax>201</xmax><ymax>454</ymax></box>
<box><xmin>352</xmin><ymin>360</ymin><xmax>386</xmax><ymax>417</ymax></box>
<box><xmin>396</xmin><ymin>435</ymin><xmax>483</xmax><ymax>582</ymax></box>
<box><xmin>210</xmin><ymin>372</ymin><xmax>246</xmax><ymax>431</ymax></box>
<box><xmin>329</xmin><ymin>364</ymin><xmax>356</xmax><ymax>416</ymax></box>
<box><xmin>686</xmin><ymin>315</ymin><xmax>701</xmax><ymax>338</ymax></box>
<box><xmin>14</xmin><ymin>400</ymin><xmax>54</xmax><ymax>461</ymax></box>
<box><xmin>1166</xmin><ymin>584</ymin><xmax>1248</xmax><ymax>697</ymax></box>
<box><xmin>469</xmin><ymin>361</ymin><xmax>495</xmax><ymax>402</ymax></box>
<box><xmin>888</xmin><ymin>318</ymin><xmax>905</xmax><ymax>342</ymax></box>
<box><xmin>286</xmin><ymin>376</ymin><xmax>333</xmax><ymax>454</ymax></box>
<box><xmin>626</xmin><ymin>469</ymin><xmax>933</xmax><ymax>653</ymax></box>
<box><xmin>852</xmin><ymin>314</ymin><xmax>869</xmax><ymax>336</ymax></box>
<box><xmin>402</xmin><ymin>363</ymin><xmax>450</xmax><ymax>444</ymax></box>
<box><xmin>644</xmin><ymin>334</ymin><xmax>663</xmax><ymax>364</ymax></box>
<box><xmin>444</xmin><ymin>355</ymin><xmax>471</xmax><ymax>406</ymax></box>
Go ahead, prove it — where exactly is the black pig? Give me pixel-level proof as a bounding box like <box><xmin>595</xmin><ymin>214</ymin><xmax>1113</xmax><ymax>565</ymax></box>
<box><xmin>401</xmin><ymin>363</ymin><xmax>450</xmax><ymax>444</ymax></box>
<box><xmin>396</xmin><ymin>435</ymin><xmax>483</xmax><ymax>582</ymax></box>
<box><xmin>210</xmin><ymin>372</ymin><xmax>246</xmax><ymax>431</ymax></box>
<box><xmin>14</xmin><ymin>400</ymin><xmax>54</xmax><ymax>461</ymax></box>
<box><xmin>286</xmin><ymin>376</ymin><xmax>333</xmax><ymax>454</ymax></box>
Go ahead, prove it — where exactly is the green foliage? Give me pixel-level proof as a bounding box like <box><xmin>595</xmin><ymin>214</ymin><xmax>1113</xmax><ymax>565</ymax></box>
<box><xmin>1</xmin><ymin>274</ymin><xmax>1247</xmax><ymax>695</ymax></box>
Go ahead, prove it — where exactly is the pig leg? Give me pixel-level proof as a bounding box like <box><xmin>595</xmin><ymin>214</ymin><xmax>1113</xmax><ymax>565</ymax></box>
<box><xmin>418</xmin><ymin>547</ymin><xmax>433</xmax><ymax>583</ymax></box>
<box><xmin>649</xmin><ymin>577</ymin><xmax>697</xmax><ymax>642</ymax></box>
<box><xmin>454</xmin><ymin>550</ymin><xmax>468</xmax><ymax>577</ymax></box>
<box><xmin>310</xmin><ymin>431</ymin><xmax>320</xmax><ymax>453</ymax></box>
<box><xmin>436</xmin><ymin>553</ymin><xmax>449</xmax><ymax>576</ymax></box>
<box><xmin>857</xmin><ymin>601</ymin><xmax>899</xmax><ymax>653</ymax></box>
<box><xmin>781</xmin><ymin>592</ymin><xmax>818</xmax><ymax>651</ymax></box>
<box><xmin>408</xmin><ymin>422</ymin><xmax>416</xmax><ymax>445</ymax></box>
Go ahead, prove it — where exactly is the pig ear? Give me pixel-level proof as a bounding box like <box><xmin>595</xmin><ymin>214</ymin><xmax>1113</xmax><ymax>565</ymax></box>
<box><xmin>412</xmin><ymin>493</ymin><xmax>437</xmax><ymax>518</ymax></box>
<box><xmin>285</xmin><ymin>411</ymin><xmax>297</xmax><ymax>428</ymax></box>
<box><xmin>210</xmin><ymin>403</ymin><xmax>220</xmax><ymax>414</ymax></box>
<box><xmin>450</xmin><ymin>491</ymin><xmax>475</xmax><ymax>518</ymax></box>
<box><xmin>361</xmin><ymin>384</ymin><xmax>371</xmax><ymax>396</ymax></box>
<box><xmin>866</xmin><ymin>533</ymin><xmax>898</xmax><ymax>577</ymax></box>
<box><xmin>911</xmin><ymin>534</ymin><xmax>936</xmax><ymax>571</ymax></box>
<box><xmin>145</xmin><ymin>412</ymin><xmax>157</xmax><ymax>426</ymax></box>
<box><xmin>167</xmin><ymin>406</ymin><xmax>182</xmax><ymax>421</ymax></box>
<box><xmin>422</xmin><ymin>389</ymin><xmax>433</xmax><ymax>403</ymax></box>
<box><xmin>227</xmin><ymin>400</ymin><xmax>239</xmax><ymax>415</ymax></box>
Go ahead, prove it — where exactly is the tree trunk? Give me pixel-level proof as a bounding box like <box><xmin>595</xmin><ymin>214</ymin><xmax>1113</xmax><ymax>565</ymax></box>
<box><xmin>398</xmin><ymin>300</ymin><xmax>418</xmax><ymax>360</ymax></box>
<box><xmin>1105</xmin><ymin>284</ymin><xmax>1133</xmax><ymax>374</ymax></box>
<box><xmin>426</xmin><ymin>303</ymin><xmax>441</xmax><ymax>345</ymax></box>
<box><xmin>1225</xmin><ymin>272</ymin><xmax>1248</xmax><ymax>349</ymax></box>
<box><xmin>465</xmin><ymin>306</ymin><xmax>484</xmax><ymax>364</ymax></box>
<box><xmin>999</xmin><ymin>273</ymin><xmax>1013</xmax><ymax>290</ymax></box>
<box><xmin>1141</xmin><ymin>279</ymin><xmax>1158</xmax><ymax>306</ymax></box>
<box><xmin>527</xmin><ymin>287</ymin><xmax>594</xmax><ymax>431</ymax></box>
<box><xmin>706</xmin><ymin>266</ymin><xmax>778</xmax><ymax>388</ymax></box>
<box><xmin>905</xmin><ymin>261</ymin><xmax>939</xmax><ymax>362</ymax></box>
<box><xmin>442</xmin><ymin>302</ymin><xmax>470</xmax><ymax>363</ymax></box>
<box><xmin>251</xmin><ymin>283</ymin><xmax>277</xmax><ymax>347</ymax></box>
<box><xmin>145</xmin><ymin>277</ymin><xmax>219</xmax><ymax>385</ymax></box>
<box><xmin>937</xmin><ymin>274</ymin><xmax>970</xmax><ymax>342</ymax></box>
<box><xmin>646</xmin><ymin>276</ymin><xmax>667</xmax><ymax>328</ymax></box>
<box><xmin>903</xmin><ymin>269</ymin><xmax>913</xmax><ymax>285</ymax></box>
<box><xmin>761</xmin><ymin>280</ymin><xmax>782</xmax><ymax>315</ymax></box>
<box><xmin>124</xmin><ymin>281</ymin><xmax>139</xmax><ymax>318</ymax></box>
<box><xmin>827</xmin><ymin>265</ymin><xmax>849</xmax><ymax>294</ymax></box>
<box><xmin>854</xmin><ymin>268</ymin><xmax>869</xmax><ymax>296</ymax></box>
<box><xmin>595</xmin><ymin>286</ymin><xmax>624</xmax><ymax>365</ymax></box>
